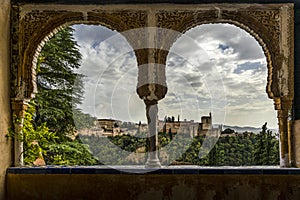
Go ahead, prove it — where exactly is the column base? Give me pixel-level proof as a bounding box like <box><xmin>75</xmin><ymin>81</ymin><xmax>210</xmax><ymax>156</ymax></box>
<box><xmin>291</xmin><ymin>120</ymin><xmax>300</xmax><ymax>167</ymax></box>
<box><xmin>145</xmin><ymin>158</ymin><xmax>161</xmax><ymax>168</ymax></box>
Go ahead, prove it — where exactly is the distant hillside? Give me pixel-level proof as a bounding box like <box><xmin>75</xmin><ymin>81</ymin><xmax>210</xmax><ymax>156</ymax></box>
<box><xmin>222</xmin><ymin>125</ymin><xmax>278</xmax><ymax>134</ymax></box>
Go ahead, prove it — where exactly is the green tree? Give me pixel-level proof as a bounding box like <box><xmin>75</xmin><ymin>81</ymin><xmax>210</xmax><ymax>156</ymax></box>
<box><xmin>47</xmin><ymin>141</ymin><xmax>98</xmax><ymax>165</ymax></box>
<box><xmin>253</xmin><ymin>123</ymin><xmax>279</xmax><ymax>165</ymax></box>
<box><xmin>221</xmin><ymin>128</ymin><xmax>235</xmax><ymax>134</ymax></box>
<box><xmin>34</xmin><ymin>27</ymin><xmax>86</xmax><ymax>137</ymax></box>
<box><xmin>21</xmin><ymin>102</ymin><xmax>58</xmax><ymax>165</ymax></box>
<box><xmin>15</xmin><ymin>27</ymin><xmax>98</xmax><ymax>165</ymax></box>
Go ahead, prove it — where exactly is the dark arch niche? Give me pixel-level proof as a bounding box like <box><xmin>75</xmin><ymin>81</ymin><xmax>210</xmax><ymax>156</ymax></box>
<box><xmin>11</xmin><ymin>4</ymin><xmax>294</xmax><ymax>166</ymax></box>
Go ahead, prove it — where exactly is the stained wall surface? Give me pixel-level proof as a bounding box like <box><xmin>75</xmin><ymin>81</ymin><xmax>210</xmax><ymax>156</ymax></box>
<box><xmin>6</xmin><ymin>171</ymin><xmax>300</xmax><ymax>200</ymax></box>
<box><xmin>0</xmin><ymin>0</ymin><xmax>12</xmax><ymax>199</ymax></box>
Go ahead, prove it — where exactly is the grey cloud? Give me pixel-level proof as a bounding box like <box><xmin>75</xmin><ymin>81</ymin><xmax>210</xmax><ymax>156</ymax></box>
<box><xmin>186</xmin><ymin>24</ymin><xmax>241</xmax><ymax>42</ymax></box>
<box><xmin>170</xmin><ymin>36</ymin><xmax>203</xmax><ymax>58</ymax></box>
<box><xmin>186</xmin><ymin>24</ymin><xmax>265</xmax><ymax>61</ymax></box>
<box><xmin>196</xmin><ymin>61</ymin><xmax>215</xmax><ymax>73</ymax></box>
<box><xmin>73</xmin><ymin>24</ymin><xmax>118</xmax><ymax>45</ymax></box>
<box><xmin>162</xmin><ymin>98</ymin><xmax>181</xmax><ymax>107</ymax></box>
<box><xmin>227</xmin><ymin>40</ymin><xmax>264</xmax><ymax>61</ymax></box>
<box><xmin>190</xmin><ymin>82</ymin><xmax>203</xmax><ymax>88</ymax></box>
<box><xmin>101</xmin><ymin>68</ymin><xmax>120</xmax><ymax>79</ymax></box>
<box><xmin>223</xmin><ymin>36</ymin><xmax>264</xmax><ymax>61</ymax></box>
<box><xmin>183</xmin><ymin>74</ymin><xmax>201</xmax><ymax>83</ymax></box>
<box><xmin>167</xmin><ymin>54</ymin><xmax>189</xmax><ymax>68</ymax></box>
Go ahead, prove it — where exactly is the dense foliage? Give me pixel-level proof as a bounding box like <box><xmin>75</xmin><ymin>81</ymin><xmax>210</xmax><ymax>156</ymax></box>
<box><xmin>21</xmin><ymin>103</ymin><xmax>58</xmax><ymax>165</ymax></box>
<box><xmin>177</xmin><ymin>124</ymin><xmax>279</xmax><ymax>166</ymax></box>
<box><xmin>35</xmin><ymin>27</ymin><xmax>95</xmax><ymax>136</ymax></box>
<box><xmin>11</xmin><ymin>27</ymin><xmax>97</xmax><ymax>166</ymax></box>
<box><xmin>79</xmin><ymin>123</ymin><xmax>279</xmax><ymax>166</ymax></box>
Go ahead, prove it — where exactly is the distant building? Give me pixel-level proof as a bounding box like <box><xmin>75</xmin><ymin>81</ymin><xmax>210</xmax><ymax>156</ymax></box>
<box><xmin>96</xmin><ymin>119</ymin><xmax>122</xmax><ymax>136</ymax></box>
<box><xmin>97</xmin><ymin>119</ymin><xmax>120</xmax><ymax>131</ymax></box>
<box><xmin>79</xmin><ymin>113</ymin><xmax>221</xmax><ymax>138</ymax></box>
<box><xmin>201</xmin><ymin>113</ymin><xmax>212</xmax><ymax>129</ymax></box>
<box><xmin>79</xmin><ymin>119</ymin><xmax>146</xmax><ymax>137</ymax></box>
<box><xmin>158</xmin><ymin>113</ymin><xmax>221</xmax><ymax>137</ymax></box>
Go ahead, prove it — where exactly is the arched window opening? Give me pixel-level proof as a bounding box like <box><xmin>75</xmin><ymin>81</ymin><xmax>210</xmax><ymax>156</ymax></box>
<box><xmin>161</xmin><ymin>23</ymin><xmax>279</xmax><ymax>166</ymax></box>
<box><xmin>71</xmin><ymin>24</ymin><xmax>149</xmax><ymax>167</ymax></box>
<box><xmin>21</xmin><ymin>24</ymin><xmax>150</xmax><ymax>166</ymax></box>
<box><xmin>18</xmin><ymin>23</ymin><xmax>280</xmax><ymax>167</ymax></box>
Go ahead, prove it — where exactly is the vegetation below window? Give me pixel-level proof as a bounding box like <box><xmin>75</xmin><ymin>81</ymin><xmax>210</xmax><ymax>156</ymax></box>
<box><xmin>80</xmin><ymin>123</ymin><xmax>279</xmax><ymax>166</ymax></box>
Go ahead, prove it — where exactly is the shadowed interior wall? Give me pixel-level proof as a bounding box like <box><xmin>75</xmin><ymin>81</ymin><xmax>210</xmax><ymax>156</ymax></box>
<box><xmin>0</xmin><ymin>0</ymin><xmax>12</xmax><ymax>199</ymax></box>
<box><xmin>6</xmin><ymin>172</ymin><xmax>300</xmax><ymax>200</ymax></box>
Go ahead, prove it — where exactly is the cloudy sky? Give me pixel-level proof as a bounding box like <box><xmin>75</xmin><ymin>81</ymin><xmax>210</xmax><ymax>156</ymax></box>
<box><xmin>72</xmin><ymin>24</ymin><xmax>277</xmax><ymax>129</ymax></box>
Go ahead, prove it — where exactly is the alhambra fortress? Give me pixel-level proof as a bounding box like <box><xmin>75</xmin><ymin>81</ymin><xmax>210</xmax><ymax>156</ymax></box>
<box><xmin>0</xmin><ymin>0</ymin><xmax>300</xmax><ymax>199</ymax></box>
<box><xmin>81</xmin><ymin>113</ymin><xmax>219</xmax><ymax>137</ymax></box>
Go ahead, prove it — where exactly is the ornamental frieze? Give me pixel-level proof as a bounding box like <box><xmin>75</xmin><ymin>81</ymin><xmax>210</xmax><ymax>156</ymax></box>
<box><xmin>11</xmin><ymin>3</ymin><xmax>294</xmax><ymax>106</ymax></box>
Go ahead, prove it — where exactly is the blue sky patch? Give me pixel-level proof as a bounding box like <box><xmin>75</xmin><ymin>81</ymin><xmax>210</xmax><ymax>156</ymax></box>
<box><xmin>218</xmin><ymin>43</ymin><xmax>230</xmax><ymax>52</ymax></box>
<box><xmin>233</xmin><ymin>62</ymin><xmax>263</xmax><ymax>74</ymax></box>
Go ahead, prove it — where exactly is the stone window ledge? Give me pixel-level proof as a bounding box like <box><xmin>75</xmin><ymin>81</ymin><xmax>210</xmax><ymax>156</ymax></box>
<box><xmin>7</xmin><ymin>166</ymin><xmax>300</xmax><ymax>175</ymax></box>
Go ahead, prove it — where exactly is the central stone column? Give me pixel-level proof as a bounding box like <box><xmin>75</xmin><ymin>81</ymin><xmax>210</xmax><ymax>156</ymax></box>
<box><xmin>144</xmin><ymin>100</ymin><xmax>160</xmax><ymax>168</ymax></box>
<box><xmin>136</xmin><ymin>56</ymin><xmax>167</xmax><ymax>168</ymax></box>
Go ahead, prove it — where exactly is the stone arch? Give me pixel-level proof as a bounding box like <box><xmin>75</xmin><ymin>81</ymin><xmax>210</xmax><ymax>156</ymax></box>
<box><xmin>13</xmin><ymin>9</ymin><xmax>146</xmax><ymax>100</ymax></box>
<box><xmin>11</xmin><ymin>3</ymin><xmax>294</xmax><ymax>166</ymax></box>
<box><xmin>12</xmin><ymin>4</ymin><xmax>293</xmax><ymax>102</ymax></box>
<box><xmin>156</xmin><ymin>8</ymin><xmax>293</xmax><ymax>101</ymax></box>
<box><xmin>154</xmin><ymin>5</ymin><xmax>294</xmax><ymax>166</ymax></box>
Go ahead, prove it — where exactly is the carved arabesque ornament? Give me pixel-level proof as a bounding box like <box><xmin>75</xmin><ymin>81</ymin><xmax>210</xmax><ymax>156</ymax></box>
<box><xmin>155</xmin><ymin>4</ymin><xmax>294</xmax><ymax>102</ymax></box>
<box><xmin>11</xmin><ymin>4</ymin><xmax>294</xmax><ymax>101</ymax></box>
<box><xmin>11</xmin><ymin>5</ymin><xmax>148</xmax><ymax>101</ymax></box>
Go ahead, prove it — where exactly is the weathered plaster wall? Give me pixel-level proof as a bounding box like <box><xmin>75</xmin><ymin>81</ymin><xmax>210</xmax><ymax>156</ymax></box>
<box><xmin>0</xmin><ymin>0</ymin><xmax>12</xmax><ymax>199</ymax></box>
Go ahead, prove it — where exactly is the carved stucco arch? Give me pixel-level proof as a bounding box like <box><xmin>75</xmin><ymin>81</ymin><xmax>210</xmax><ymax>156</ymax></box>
<box><xmin>11</xmin><ymin>7</ymin><xmax>147</xmax><ymax>100</ymax></box>
<box><xmin>11</xmin><ymin>3</ymin><xmax>294</xmax><ymax>166</ymax></box>
<box><xmin>153</xmin><ymin>5</ymin><xmax>294</xmax><ymax>166</ymax></box>
<box><xmin>156</xmin><ymin>6</ymin><xmax>293</xmax><ymax>100</ymax></box>
<box><xmin>12</xmin><ymin>4</ymin><xmax>294</xmax><ymax>101</ymax></box>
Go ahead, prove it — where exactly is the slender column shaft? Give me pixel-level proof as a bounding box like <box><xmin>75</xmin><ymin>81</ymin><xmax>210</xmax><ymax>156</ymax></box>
<box><xmin>278</xmin><ymin>109</ymin><xmax>290</xmax><ymax>167</ymax></box>
<box><xmin>11</xmin><ymin>99</ymin><xmax>29</xmax><ymax>166</ymax></box>
<box><xmin>145</xmin><ymin>102</ymin><xmax>161</xmax><ymax>168</ymax></box>
<box><xmin>14</xmin><ymin>120</ymin><xmax>24</xmax><ymax>166</ymax></box>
